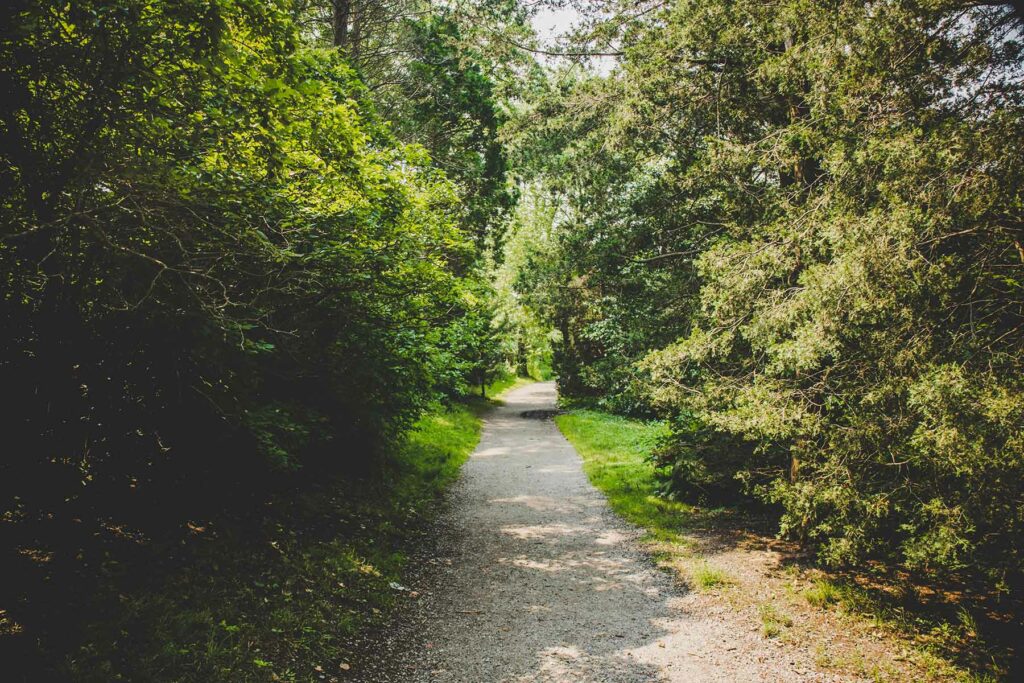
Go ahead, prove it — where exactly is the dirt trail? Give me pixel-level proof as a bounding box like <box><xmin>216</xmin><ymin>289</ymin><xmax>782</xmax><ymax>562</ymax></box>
<box><xmin>356</xmin><ymin>382</ymin><xmax>851</xmax><ymax>682</ymax></box>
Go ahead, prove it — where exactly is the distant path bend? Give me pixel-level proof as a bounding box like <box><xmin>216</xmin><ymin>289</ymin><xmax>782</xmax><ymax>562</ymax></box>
<box><xmin>358</xmin><ymin>381</ymin><xmax>833</xmax><ymax>682</ymax></box>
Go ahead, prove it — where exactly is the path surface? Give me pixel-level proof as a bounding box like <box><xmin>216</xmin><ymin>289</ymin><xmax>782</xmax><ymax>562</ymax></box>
<box><xmin>356</xmin><ymin>382</ymin><xmax>840</xmax><ymax>682</ymax></box>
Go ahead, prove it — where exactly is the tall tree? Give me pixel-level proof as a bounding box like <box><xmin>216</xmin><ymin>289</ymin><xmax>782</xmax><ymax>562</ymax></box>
<box><xmin>514</xmin><ymin>0</ymin><xmax>1024</xmax><ymax>579</ymax></box>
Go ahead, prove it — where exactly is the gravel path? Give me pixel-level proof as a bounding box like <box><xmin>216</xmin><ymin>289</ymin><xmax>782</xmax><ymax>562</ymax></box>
<box><xmin>355</xmin><ymin>382</ymin><xmax>838</xmax><ymax>682</ymax></box>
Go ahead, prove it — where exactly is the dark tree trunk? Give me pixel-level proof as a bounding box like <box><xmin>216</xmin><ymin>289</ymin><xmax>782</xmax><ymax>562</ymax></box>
<box><xmin>333</xmin><ymin>0</ymin><xmax>350</xmax><ymax>48</ymax></box>
<box><xmin>351</xmin><ymin>0</ymin><xmax>361</xmax><ymax>63</ymax></box>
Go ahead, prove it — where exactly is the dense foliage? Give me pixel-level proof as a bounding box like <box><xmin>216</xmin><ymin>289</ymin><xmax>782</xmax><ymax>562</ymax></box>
<box><xmin>0</xmin><ymin>0</ymin><xmax>534</xmax><ymax>675</ymax></box>
<box><xmin>4</xmin><ymin>0</ymin><xmax>1023</xmax><ymax>676</ymax></box>
<box><xmin>513</xmin><ymin>0</ymin><xmax>1024</xmax><ymax>583</ymax></box>
<box><xmin>1</xmin><ymin>0</ymin><xmax>472</xmax><ymax>522</ymax></box>
<box><xmin>0</xmin><ymin>0</ymin><xmax>538</xmax><ymax>519</ymax></box>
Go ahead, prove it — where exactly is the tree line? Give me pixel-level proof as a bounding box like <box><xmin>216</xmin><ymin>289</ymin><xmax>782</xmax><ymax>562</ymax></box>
<box><xmin>510</xmin><ymin>0</ymin><xmax>1024</xmax><ymax>586</ymax></box>
<box><xmin>1</xmin><ymin>2</ymin><xmax>562</xmax><ymax>674</ymax></box>
<box><xmin>0</xmin><ymin>0</ymin><xmax>548</xmax><ymax>543</ymax></box>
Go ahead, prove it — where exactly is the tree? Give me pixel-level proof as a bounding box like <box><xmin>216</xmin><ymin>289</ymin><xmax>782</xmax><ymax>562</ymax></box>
<box><xmin>0</xmin><ymin>0</ymin><xmax>471</xmax><ymax>526</ymax></box>
<box><xmin>514</xmin><ymin>0</ymin><xmax>1024</xmax><ymax>580</ymax></box>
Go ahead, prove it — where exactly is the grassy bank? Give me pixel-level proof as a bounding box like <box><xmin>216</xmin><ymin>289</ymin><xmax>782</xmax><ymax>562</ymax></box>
<box><xmin>556</xmin><ymin>409</ymin><xmax>1009</xmax><ymax>683</ymax></box>
<box><xmin>554</xmin><ymin>410</ymin><xmax>675</xmax><ymax>539</ymax></box>
<box><xmin>483</xmin><ymin>373</ymin><xmax>536</xmax><ymax>400</ymax></box>
<box><xmin>11</xmin><ymin>401</ymin><xmax>485</xmax><ymax>682</ymax></box>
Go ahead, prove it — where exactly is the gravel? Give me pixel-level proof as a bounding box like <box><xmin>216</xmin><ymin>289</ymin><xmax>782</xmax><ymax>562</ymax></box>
<box><xmin>352</xmin><ymin>382</ymin><xmax>845</xmax><ymax>682</ymax></box>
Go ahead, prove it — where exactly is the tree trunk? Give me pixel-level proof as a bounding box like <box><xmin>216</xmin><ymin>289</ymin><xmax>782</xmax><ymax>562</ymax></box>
<box><xmin>332</xmin><ymin>0</ymin><xmax>350</xmax><ymax>48</ymax></box>
<box><xmin>351</xmin><ymin>0</ymin><xmax>361</xmax><ymax>64</ymax></box>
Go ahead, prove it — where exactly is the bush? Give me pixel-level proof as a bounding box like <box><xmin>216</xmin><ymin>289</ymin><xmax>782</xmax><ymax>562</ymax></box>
<box><xmin>0</xmin><ymin>0</ymin><xmax>470</xmax><ymax>528</ymax></box>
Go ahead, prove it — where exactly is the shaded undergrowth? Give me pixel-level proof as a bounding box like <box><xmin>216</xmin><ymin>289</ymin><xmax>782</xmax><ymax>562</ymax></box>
<box><xmin>2</xmin><ymin>401</ymin><xmax>486</xmax><ymax>682</ymax></box>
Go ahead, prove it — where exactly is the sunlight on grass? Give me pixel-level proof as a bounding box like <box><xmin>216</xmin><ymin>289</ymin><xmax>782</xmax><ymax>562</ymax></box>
<box><xmin>484</xmin><ymin>373</ymin><xmax>535</xmax><ymax>400</ymax></box>
<box><xmin>759</xmin><ymin>603</ymin><xmax>794</xmax><ymax>638</ymax></box>
<box><xmin>556</xmin><ymin>410</ymin><xmax>752</xmax><ymax>598</ymax></box>
<box><xmin>398</xmin><ymin>402</ymin><xmax>482</xmax><ymax>496</ymax></box>
<box><xmin>554</xmin><ymin>410</ymin><xmax>710</xmax><ymax>559</ymax></box>
<box><xmin>692</xmin><ymin>562</ymin><xmax>732</xmax><ymax>591</ymax></box>
<box><xmin>688</xmin><ymin>561</ymin><xmax>729</xmax><ymax>593</ymax></box>
<box><xmin>554</xmin><ymin>413</ymin><xmax>998</xmax><ymax>682</ymax></box>
<box><xmin>803</xmin><ymin>579</ymin><xmax>843</xmax><ymax>608</ymax></box>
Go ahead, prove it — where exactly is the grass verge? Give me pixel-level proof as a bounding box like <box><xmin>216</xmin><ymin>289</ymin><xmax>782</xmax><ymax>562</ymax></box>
<box><xmin>555</xmin><ymin>408</ymin><xmax>1009</xmax><ymax>682</ymax></box>
<box><xmin>553</xmin><ymin>410</ymin><xmax>690</xmax><ymax>544</ymax></box>
<box><xmin>34</xmin><ymin>402</ymin><xmax>485</xmax><ymax>682</ymax></box>
<box><xmin>483</xmin><ymin>373</ymin><xmax>535</xmax><ymax>400</ymax></box>
<box><xmin>554</xmin><ymin>410</ymin><xmax>727</xmax><ymax>587</ymax></box>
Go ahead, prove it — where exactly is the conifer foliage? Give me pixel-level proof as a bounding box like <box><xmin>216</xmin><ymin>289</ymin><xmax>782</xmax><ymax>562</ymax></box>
<box><xmin>514</xmin><ymin>0</ymin><xmax>1024</xmax><ymax>580</ymax></box>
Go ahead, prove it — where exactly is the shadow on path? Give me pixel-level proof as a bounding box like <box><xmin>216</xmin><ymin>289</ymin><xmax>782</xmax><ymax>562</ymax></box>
<box><xmin>353</xmin><ymin>382</ymin><xmax>820</xmax><ymax>683</ymax></box>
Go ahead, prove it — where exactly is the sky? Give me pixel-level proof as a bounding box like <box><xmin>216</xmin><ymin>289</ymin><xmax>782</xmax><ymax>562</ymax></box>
<box><xmin>532</xmin><ymin>5</ymin><xmax>583</xmax><ymax>42</ymax></box>
<box><xmin>529</xmin><ymin>2</ymin><xmax>617</xmax><ymax>74</ymax></box>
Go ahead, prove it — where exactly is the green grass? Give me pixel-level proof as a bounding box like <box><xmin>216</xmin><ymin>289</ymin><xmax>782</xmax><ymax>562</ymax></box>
<box><xmin>458</xmin><ymin>371</ymin><xmax>535</xmax><ymax>402</ymax></box>
<box><xmin>60</xmin><ymin>402</ymin><xmax>483</xmax><ymax>682</ymax></box>
<box><xmin>553</xmin><ymin>410</ymin><xmax>702</xmax><ymax>546</ymax></box>
<box><xmin>396</xmin><ymin>401</ymin><xmax>485</xmax><ymax>497</ymax></box>
<box><xmin>759</xmin><ymin>603</ymin><xmax>794</xmax><ymax>638</ymax></box>
<box><xmin>556</xmin><ymin>409</ymin><xmax>1012</xmax><ymax>682</ymax></box>
<box><xmin>693</xmin><ymin>562</ymin><xmax>732</xmax><ymax>591</ymax></box>
<box><xmin>483</xmin><ymin>372</ymin><xmax>535</xmax><ymax>400</ymax></box>
<box><xmin>555</xmin><ymin>410</ymin><xmax>744</xmax><ymax>597</ymax></box>
<box><xmin>803</xmin><ymin>578</ymin><xmax>843</xmax><ymax>608</ymax></box>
